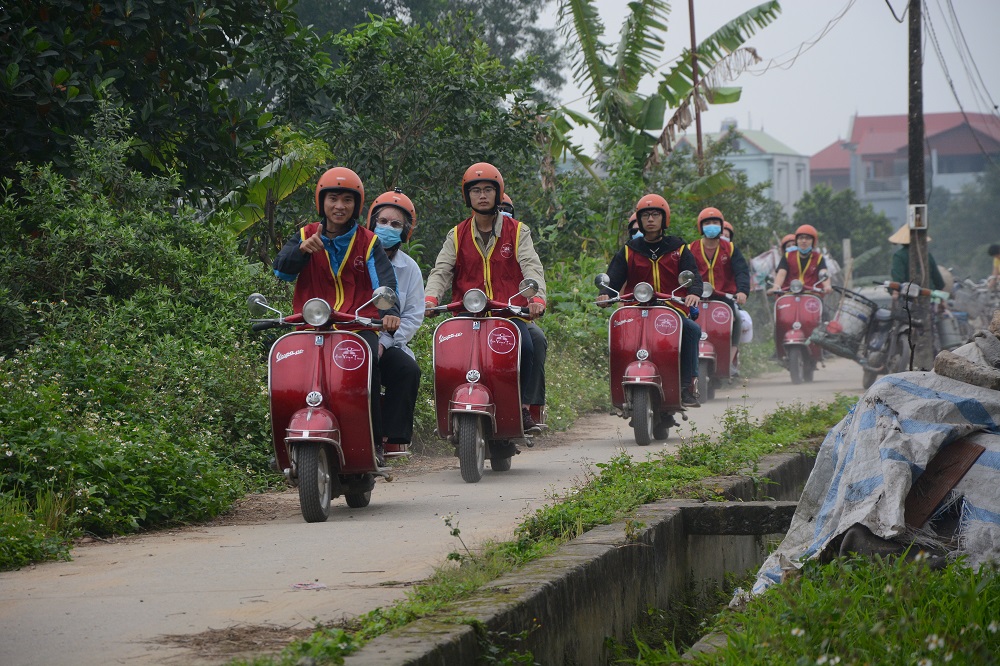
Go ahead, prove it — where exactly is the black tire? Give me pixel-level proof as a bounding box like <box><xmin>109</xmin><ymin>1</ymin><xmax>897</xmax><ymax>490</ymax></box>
<box><xmin>457</xmin><ymin>414</ymin><xmax>486</xmax><ymax>483</ymax></box>
<box><xmin>803</xmin><ymin>358</ymin><xmax>815</xmax><ymax>382</ymax></box>
<box><xmin>891</xmin><ymin>335</ymin><xmax>912</xmax><ymax>373</ymax></box>
<box><xmin>297</xmin><ymin>445</ymin><xmax>331</xmax><ymax>523</ymax></box>
<box><xmin>631</xmin><ymin>387</ymin><xmax>654</xmax><ymax>446</ymax></box>
<box><xmin>490</xmin><ymin>456</ymin><xmax>512</xmax><ymax>472</ymax></box>
<box><xmin>788</xmin><ymin>347</ymin><xmax>805</xmax><ymax>385</ymax></box>
<box><xmin>345</xmin><ymin>474</ymin><xmax>372</xmax><ymax>508</ymax></box>
<box><xmin>862</xmin><ymin>368</ymin><xmax>878</xmax><ymax>389</ymax></box>
<box><xmin>653</xmin><ymin>420</ymin><xmax>670</xmax><ymax>441</ymax></box>
<box><xmin>697</xmin><ymin>359</ymin><xmax>711</xmax><ymax>404</ymax></box>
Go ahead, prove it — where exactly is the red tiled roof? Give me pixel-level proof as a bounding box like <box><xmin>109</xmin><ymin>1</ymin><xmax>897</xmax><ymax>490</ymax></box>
<box><xmin>811</xmin><ymin>139</ymin><xmax>850</xmax><ymax>171</ymax></box>
<box><xmin>810</xmin><ymin>112</ymin><xmax>1000</xmax><ymax>171</ymax></box>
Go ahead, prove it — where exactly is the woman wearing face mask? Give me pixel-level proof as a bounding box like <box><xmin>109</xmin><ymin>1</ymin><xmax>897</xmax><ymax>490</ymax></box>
<box><xmin>689</xmin><ymin>208</ymin><xmax>752</xmax><ymax>348</ymax></box>
<box><xmin>770</xmin><ymin>224</ymin><xmax>832</xmax><ymax>294</ymax></box>
<box><xmin>366</xmin><ymin>189</ymin><xmax>425</xmax><ymax>453</ymax></box>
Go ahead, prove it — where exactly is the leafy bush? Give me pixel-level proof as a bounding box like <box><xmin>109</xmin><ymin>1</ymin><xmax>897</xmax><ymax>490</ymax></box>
<box><xmin>0</xmin><ymin>107</ymin><xmax>276</xmax><ymax>563</ymax></box>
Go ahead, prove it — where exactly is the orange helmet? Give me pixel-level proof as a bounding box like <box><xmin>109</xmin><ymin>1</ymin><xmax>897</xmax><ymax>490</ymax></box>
<box><xmin>697</xmin><ymin>207</ymin><xmax>724</xmax><ymax>229</ymax></box>
<box><xmin>366</xmin><ymin>188</ymin><xmax>417</xmax><ymax>242</ymax></box>
<box><xmin>462</xmin><ymin>162</ymin><xmax>504</xmax><ymax>208</ymax></box>
<box><xmin>315</xmin><ymin>167</ymin><xmax>364</xmax><ymax>220</ymax></box>
<box><xmin>722</xmin><ymin>220</ymin><xmax>735</xmax><ymax>239</ymax></box>
<box><xmin>634</xmin><ymin>193</ymin><xmax>671</xmax><ymax>230</ymax></box>
<box><xmin>498</xmin><ymin>192</ymin><xmax>514</xmax><ymax>215</ymax></box>
<box><xmin>795</xmin><ymin>224</ymin><xmax>818</xmax><ymax>245</ymax></box>
<box><xmin>781</xmin><ymin>233</ymin><xmax>796</xmax><ymax>250</ymax></box>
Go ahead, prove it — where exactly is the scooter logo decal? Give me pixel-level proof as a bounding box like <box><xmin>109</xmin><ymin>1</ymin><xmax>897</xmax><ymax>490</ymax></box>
<box><xmin>438</xmin><ymin>332</ymin><xmax>463</xmax><ymax>343</ymax></box>
<box><xmin>804</xmin><ymin>298</ymin><xmax>821</xmax><ymax>313</ymax></box>
<box><xmin>654</xmin><ymin>313</ymin><xmax>679</xmax><ymax>336</ymax></box>
<box><xmin>711</xmin><ymin>306</ymin><xmax>731</xmax><ymax>325</ymax></box>
<box><xmin>332</xmin><ymin>339</ymin><xmax>367</xmax><ymax>371</ymax></box>
<box><xmin>275</xmin><ymin>349</ymin><xmax>304</xmax><ymax>362</ymax></box>
<box><xmin>487</xmin><ymin>327</ymin><xmax>517</xmax><ymax>354</ymax></box>
<box><xmin>613</xmin><ymin>317</ymin><xmax>634</xmax><ymax>327</ymax></box>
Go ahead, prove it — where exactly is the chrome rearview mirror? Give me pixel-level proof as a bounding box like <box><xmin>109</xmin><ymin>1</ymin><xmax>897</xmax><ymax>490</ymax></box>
<box><xmin>594</xmin><ymin>273</ymin><xmax>610</xmax><ymax>288</ymax></box>
<box><xmin>247</xmin><ymin>293</ymin><xmax>281</xmax><ymax>317</ymax></box>
<box><xmin>371</xmin><ymin>286</ymin><xmax>398</xmax><ymax>311</ymax></box>
<box><xmin>517</xmin><ymin>278</ymin><xmax>539</xmax><ymax>299</ymax></box>
<box><xmin>678</xmin><ymin>270</ymin><xmax>695</xmax><ymax>287</ymax></box>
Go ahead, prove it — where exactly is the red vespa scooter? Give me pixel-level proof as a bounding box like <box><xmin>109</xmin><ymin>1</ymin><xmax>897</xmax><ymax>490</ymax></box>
<box><xmin>428</xmin><ymin>279</ymin><xmax>542</xmax><ymax>483</ymax></box>
<box><xmin>595</xmin><ymin>271</ymin><xmax>696</xmax><ymax>445</ymax></box>
<box><xmin>248</xmin><ymin>287</ymin><xmax>398</xmax><ymax>523</ymax></box>
<box><xmin>771</xmin><ymin>271</ymin><xmax>829</xmax><ymax>385</ymax></box>
<box><xmin>696</xmin><ymin>292</ymin><xmax>738</xmax><ymax>402</ymax></box>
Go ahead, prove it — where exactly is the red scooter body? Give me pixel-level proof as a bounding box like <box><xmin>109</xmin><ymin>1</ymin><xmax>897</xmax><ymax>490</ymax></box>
<box><xmin>268</xmin><ymin>330</ymin><xmax>377</xmax><ymax>475</ymax></box>
<box><xmin>696</xmin><ymin>299</ymin><xmax>738</xmax><ymax>400</ymax></box>
<box><xmin>772</xmin><ymin>285</ymin><xmax>825</xmax><ymax>384</ymax></box>
<box><xmin>250</xmin><ymin>290</ymin><xmax>397</xmax><ymax>523</ymax></box>
<box><xmin>429</xmin><ymin>282</ymin><xmax>543</xmax><ymax>483</ymax></box>
<box><xmin>609</xmin><ymin>305</ymin><xmax>683</xmax><ymax>409</ymax></box>
<box><xmin>433</xmin><ymin>316</ymin><xmax>522</xmax><ymax>440</ymax></box>
<box><xmin>597</xmin><ymin>273</ymin><xmax>698</xmax><ymax>445</ymax></box>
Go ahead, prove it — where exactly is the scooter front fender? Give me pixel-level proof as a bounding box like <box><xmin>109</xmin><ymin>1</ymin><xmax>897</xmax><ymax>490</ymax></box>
<box><xmin>446</xmin><ymin>382</ymin><xmax>496</xmax><ymax>436</ymax></box>
<box><xmin>698</xmin><ymin>339</ymin><xmax>717</xmax><ymax>363</ymax></box>
<box><xmin>622</xmin><ymin>360</ymin><xmax>664</xmax><ymax>400</ymax></box>
<box><xmin>783</xmin><ymin>330</ymin><xmax>809</xmax><ymax>346</ymax></box>
<box><xmin>284</xmin><ymin>407</ymin><xmax>345</xmax><ymax>469</ymax></box>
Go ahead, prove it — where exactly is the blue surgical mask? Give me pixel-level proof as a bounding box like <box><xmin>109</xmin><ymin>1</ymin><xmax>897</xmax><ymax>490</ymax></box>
<box><xmin>798</xmin><ymin>245</ymin><xmax>813</xmax><ymax>256</ymax></box>
<box><xmin>632</xmin><ymin>230</ymin><xmax>644</xmax><ymax>239</ymax></box>
<box><xmin>374</xmin><ymin>225</ymin><xmax>402</xmax><ymax>248</ymax></box>
<box><xmin>702</xmin><ymin>224</ymin><xmax>722</xmax><ymax>239</ymax></box>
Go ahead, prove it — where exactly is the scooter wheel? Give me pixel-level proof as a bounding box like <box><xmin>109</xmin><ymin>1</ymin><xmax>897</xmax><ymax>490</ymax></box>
<box><xmin>297</xmin><ymin>445</ymin><xmax>332</xmax><ymax>523</ymax></box>
<box><xmin>631</xmin><ymin>387</ymin><xmax>654</xmax><ymax>446</ymax></box>
<box><xmin>456</xmin><ymin>414</ymin><xmax>486</xmax><ymax>483</ymax></box>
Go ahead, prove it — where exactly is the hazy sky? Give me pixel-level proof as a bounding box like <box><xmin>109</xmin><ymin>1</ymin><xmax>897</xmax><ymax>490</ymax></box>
<box><xmin>539</xmin><ymin>0</ymin><xmax>1000</xmax><ymax>157</ymax></box>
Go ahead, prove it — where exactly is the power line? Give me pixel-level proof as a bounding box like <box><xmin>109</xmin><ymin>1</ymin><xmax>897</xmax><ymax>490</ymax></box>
<box><xmin>921</xmin><ymin>0</ymin><xmax>996</xmax><ymax>165</ymax></box>
<box><xmin>943</xmin><ymin>0</ymin><xmax>999</xmax><ymax>113</ymax></box>
<box><xmin>745</xmin><ymin>0</ymin><xmax>856</xmax><ymax>76</ymax></box>
<box><xmin>933</xmin><ymin>0</ymin><xmax>995</xmax><ymax>121</ymax></box>
<box><xmin>884</xmin><ymin>0</ymin><xmax>907</xmax><ymax>23</ymax></box>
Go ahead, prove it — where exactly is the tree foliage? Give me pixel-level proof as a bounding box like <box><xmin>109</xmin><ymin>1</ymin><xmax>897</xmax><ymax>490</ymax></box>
<box><xmin>0</xmin><ymin>0</ymin><xmax>327</xmax><ymax>200</ymax></box>
<box><xmin>792</xmin><ymin>184</ymin><xmax>893</xmax><ymax>275</ymax></box>
<box><xmin>925</xmin><ymin>165</ymin><xmax>1000</xmax><ymax>279</ymax></box>
<box><xmin>293</xmin><ymin>0</ymin><xmax>566</xmax><ymax>98</ymax></box>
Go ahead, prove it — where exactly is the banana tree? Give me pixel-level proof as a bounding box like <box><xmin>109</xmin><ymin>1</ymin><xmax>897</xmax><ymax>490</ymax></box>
<box><xmin>551</xmin><ymin>0</ymin><xmax>781</xmax><ymax>178</ymax></box>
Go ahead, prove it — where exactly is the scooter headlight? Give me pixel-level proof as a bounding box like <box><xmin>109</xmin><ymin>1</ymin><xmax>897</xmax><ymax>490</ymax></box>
<box><xmin>633</xmin><ymin>282</ymin><xmax>655</xmax><ymax>303</ymax></box>
<box><xmin>789</xmin><ymin>280</ymin><xmax>804</xmax><ymax>294</ymax></box>
<box><xmin>302</xmin><ymin>298</ymin><xmax>332</xmax><ymax>326</ymax></box>
<box><xmin>463</xmin><ymin>289</ymin><xmax>488</xmax><ymax>314</ymax></box>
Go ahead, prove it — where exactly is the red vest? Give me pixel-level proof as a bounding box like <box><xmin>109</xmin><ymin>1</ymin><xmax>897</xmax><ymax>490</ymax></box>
<box><xmin>785</xmin><ymin>249</ymin><xmax>823</xmax><ymax>286</ymax></box>
<box><xmin>689</xmin><ymin>239</ymin><xmax>738</xmax><ymax>295</ymax></box>
<box><xmin>292</xmin><ymin>222</ymin><xmax>380</xmax><ymax>319</ymax></box>
<box><xmin>452</xmin><ymin>217</ymin><xmax>527</xmax><ymax>306</ymax></box>
<box><xmin>624</xmin><ymin>245</ymin><xmax>690</xmax><ymax>315</ymax></box>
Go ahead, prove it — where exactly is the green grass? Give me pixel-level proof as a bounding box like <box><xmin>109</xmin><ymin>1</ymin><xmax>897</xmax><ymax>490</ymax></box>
<box><xmin>626</xmin><ymin>556</ymin><xmax>1000</xmax><ymax>665</ymax></box>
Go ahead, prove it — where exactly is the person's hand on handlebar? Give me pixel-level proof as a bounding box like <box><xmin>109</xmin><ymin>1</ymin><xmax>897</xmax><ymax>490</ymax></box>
<box><xmin>684</xmin><ymin>294</ymin><xmax>701</xmax><ymax>308</ymax></box>
<box><xmin>735</xmin><ymin>292</ymin><xmax>748</xmax><ymax>306</ymax></box>
<box><xmin>382</xmin><ymin>315</ymin><xmax>400</xmax><ymax>333</ymax></box>
<box><xmin>596</xmin><ymin>294</ymin><xmax>611</xmax><ymax>308</ymax></box>
<box><xmin>527</xmin><ymin>301</ymin><xmax>545</xmax><ymax>317</ymax></box>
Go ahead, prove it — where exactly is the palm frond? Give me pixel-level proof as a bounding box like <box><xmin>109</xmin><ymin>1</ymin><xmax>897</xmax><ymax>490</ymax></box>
<box><xmin>658</xmin><ymin>0</ymin><xmax>780</xmax><ymax>104</ymax></box>
<box><xmin>612</xmin><ymin>0</ymin><xmax>670</xmax><ymax>93</ymax></box>
<box><xmin>559</xmin><ymin>0</ymin><xmax>611</xmax><ymax>101</ymax></box>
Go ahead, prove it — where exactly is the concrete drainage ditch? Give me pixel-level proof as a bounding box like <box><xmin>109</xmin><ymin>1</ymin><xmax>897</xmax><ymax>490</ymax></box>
<box><xmin>344</xmin><ymin>449</ymin><xmax>815</xmax><ymax>665</ymax></box>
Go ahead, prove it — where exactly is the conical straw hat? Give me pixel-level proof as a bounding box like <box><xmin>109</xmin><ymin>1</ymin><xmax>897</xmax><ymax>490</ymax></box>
<box><xmin>888</xmin><ymin>224</ymin><xmax>931</xmax><ymax>244</ymax></box>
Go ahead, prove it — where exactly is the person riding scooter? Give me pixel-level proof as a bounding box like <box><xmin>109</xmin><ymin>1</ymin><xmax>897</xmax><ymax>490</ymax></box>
<box><xmin>423</xmin><ymin>162</ymin><xmax>548</xmax><ymax>433</ymax></box>
<box><xmin>771</xmin><ymin>224</ymin><xmax>832</xmax><ymax>295</ymax></box>
<box><xmin>366</xmin><ymin>189</ymin><xmax>424</xmax><ymax>454</ymax></box>
<box><xmin>597</xmin><ymin>193</ymin><xmax>703</xmax><ymax>408</ymax></box>
<box><xmin>273</xmin><ymin>167</ymin><xmax>400</xmax><ymax>462</ymax></box>
<box><xmin>689</xmin><ymin>207</ymin><xmax>751</xmax><ymax>349</ymax></box>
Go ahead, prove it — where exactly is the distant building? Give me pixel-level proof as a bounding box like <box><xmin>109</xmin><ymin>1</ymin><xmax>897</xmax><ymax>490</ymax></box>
<box><xmin>676</xmin><ymin>119</ymin><xmax>810</xmax><ymax>216</ymax></box>
<box><xmin>810</xmin><ymin>112</ymin><xmax>1000</xmax><ymax>228</ymax></box>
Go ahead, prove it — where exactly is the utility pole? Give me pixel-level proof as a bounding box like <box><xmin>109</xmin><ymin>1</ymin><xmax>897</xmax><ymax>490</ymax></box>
<box><xmin>689</xmin><ymin>0</ymin><xmax>703</xmax><ymax>174</ymax></box>
<box><xmin>907</xmin><ymin>0</ymin><xmax>934</xmax><ymax>370</ymax></box>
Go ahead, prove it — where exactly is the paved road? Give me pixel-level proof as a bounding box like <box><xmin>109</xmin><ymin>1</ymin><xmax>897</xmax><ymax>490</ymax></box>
<box><xmin>0</xmin><ymin>356</ymin><xmax>865</xmax><ymax>666</ymax></box>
